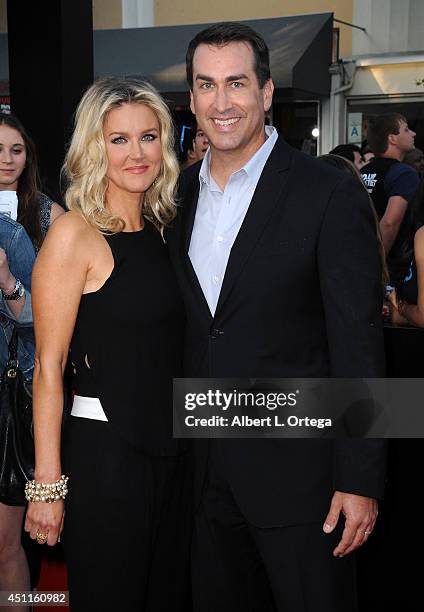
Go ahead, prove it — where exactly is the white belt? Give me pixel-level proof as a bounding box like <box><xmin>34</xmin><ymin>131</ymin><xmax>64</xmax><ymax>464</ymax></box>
<box><xmin>71</xmin><ymin>395</ymin><xmax>108</xmax><ymax>422</ymax></box>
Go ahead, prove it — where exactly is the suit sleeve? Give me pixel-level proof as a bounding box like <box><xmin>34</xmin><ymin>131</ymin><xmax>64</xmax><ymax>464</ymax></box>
<box><xmin>318</xmin><ymin>175</ymin><xmax>387</xmax><ymax>499</ymax></box>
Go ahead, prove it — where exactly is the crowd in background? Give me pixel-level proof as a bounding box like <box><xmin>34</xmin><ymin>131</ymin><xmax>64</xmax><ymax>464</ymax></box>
<box><xmin>326</xmin><ymin>114</ymin><xmax>424</xmax><ymax>328</ymax></box>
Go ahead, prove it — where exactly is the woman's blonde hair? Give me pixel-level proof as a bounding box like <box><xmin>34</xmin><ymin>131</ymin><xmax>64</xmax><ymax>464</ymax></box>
<box><xmin>63</xmin><ymin>77</ymin><xmax>179</xmax><ymax>233</ymax></box>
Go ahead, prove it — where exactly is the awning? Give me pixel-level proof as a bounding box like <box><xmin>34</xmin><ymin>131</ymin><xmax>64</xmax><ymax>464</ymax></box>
<box><xmin>94</xmin><ymin>13</ymin><xmax>333</xmax><ymax>99</ymax></box>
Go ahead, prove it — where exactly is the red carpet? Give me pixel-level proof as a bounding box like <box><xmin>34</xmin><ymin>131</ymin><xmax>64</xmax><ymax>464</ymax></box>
<box><xmin>36</xmin><ymin>546</ymin><xmax>68</xmax><ymax>611</ymax></box>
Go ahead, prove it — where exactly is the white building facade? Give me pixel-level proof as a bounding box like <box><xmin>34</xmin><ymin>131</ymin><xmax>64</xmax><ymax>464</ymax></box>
<box><xmin>322</xmin><ymin>0</ymin><xmax>424</xmax><ymax>154</ymax></box>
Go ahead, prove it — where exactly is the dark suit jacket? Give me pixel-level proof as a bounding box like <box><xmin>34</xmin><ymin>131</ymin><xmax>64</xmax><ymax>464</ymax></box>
<box><xmin>167</xmin><ymin>136</ymin><xmax>387</xmax><ymax>528</ymax></box>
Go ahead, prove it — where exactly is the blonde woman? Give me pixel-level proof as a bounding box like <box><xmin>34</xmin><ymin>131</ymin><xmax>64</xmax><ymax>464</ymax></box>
<box><xmin>25</xmin><ymin>78</ymin><xmax>192</xmax><ymax>611</ymax></box>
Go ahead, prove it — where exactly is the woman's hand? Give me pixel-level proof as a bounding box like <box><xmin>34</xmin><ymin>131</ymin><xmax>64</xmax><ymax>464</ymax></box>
<box><xmin>24</xmin><ymin>500</ymin><xmax>64</xmax><ymax>546</ymax></box>
<box><xmin>0</xmin><ymin>247</ymin><xmax>15</xmax><ymax>292</ymax></box>
<box><xmin>388</xmin><ymin>289</ymin><xmax>409</xmax><ymax>325</ymax></box>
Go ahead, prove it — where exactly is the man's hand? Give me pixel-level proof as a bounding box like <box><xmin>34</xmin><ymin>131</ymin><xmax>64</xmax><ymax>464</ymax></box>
<box><xmin>322</xmin><ymin>491</ymin><xmax>378</xmax><ymax>557</ymax></box>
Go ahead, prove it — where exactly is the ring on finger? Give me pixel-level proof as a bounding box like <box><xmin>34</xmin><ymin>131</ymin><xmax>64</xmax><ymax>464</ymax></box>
<box><xmin>364</xmin><ymin>530</ymin><xmax>372</xmax><ymax>535</ymax></box>
<box><xmin>36</xmin><ymin>530</ymin><xmax>49</xmax><ymax>545</ymax></box>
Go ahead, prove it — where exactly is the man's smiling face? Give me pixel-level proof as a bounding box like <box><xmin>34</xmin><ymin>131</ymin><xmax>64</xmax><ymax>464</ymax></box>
<box><xmin>190</xmin><ymin>41</ymin><xmax>273</xmax><ymax>158</ymax></box>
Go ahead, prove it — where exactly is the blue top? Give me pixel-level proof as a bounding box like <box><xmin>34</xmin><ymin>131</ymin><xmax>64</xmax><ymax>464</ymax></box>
<box><xmin>0</xmin><ymin>215</ymin><xmax>36</xmax><ymax>377</ymax></box>
<box><xmin>0</xmin><ymin>194</ymin><xmax>53</xmax><ymax>380</ymax></box>
<box><xmin>361</xmin><ymin>158</ymin><xmax>419</xmax><ymax>220</ymax></box>
<box><xmin>0</xmin><ymin>215</ymin><xmax>35</xmax><ymax>291</ymax></box>
<box><xmin>384</xmin><ymin>163</ymin><xmax>419</xmax><ymax>202</ymax></box>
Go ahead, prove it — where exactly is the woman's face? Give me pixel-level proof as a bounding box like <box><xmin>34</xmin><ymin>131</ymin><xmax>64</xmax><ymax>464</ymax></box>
<box><xmin>103</xmin><ymin>103</ymin><xmax>162</xmax><ymax>201</ymax></box>
<box><xmin>0</xmin><ymin>124</ymin><xmax>27</xmax><ymax>191</ymax></box>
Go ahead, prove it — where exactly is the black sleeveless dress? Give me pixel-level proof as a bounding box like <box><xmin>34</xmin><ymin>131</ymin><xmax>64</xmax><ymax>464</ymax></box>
<box><xmin>63</xmin><ymin>221</ymin><xmax>192</xmax><ymax>612</ymax></box>
<box><xmin>399</xmin><ymin>257</ymin><xmax>418</xmax><ymax>305</ymax></box>
<box><xmin>69</xmin><ymin>219</ymin><xmax>185</xmax><ymax>455</ymax></box>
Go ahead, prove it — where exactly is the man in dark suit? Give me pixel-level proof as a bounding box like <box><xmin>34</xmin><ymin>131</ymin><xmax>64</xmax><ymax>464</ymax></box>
<box><xmin>168</xmin><ymin>22</ymin><xmax>386</xmax><ymax>612</ymax></box>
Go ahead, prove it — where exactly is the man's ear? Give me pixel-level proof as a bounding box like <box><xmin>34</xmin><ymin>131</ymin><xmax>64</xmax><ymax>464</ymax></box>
<box><xmin>388</xmin><ymin>133</ymin><xmax>398</xmax><ymax>146</ymax></box>
<box><xmin>190</xmin><ymin>90</ymin><xmax>195</xmax><ymax>115</ymax></box>
<box><xmin>263</xmin><ymin>78</ymin><xmax>274</xmax><ymax>113</ymax></box>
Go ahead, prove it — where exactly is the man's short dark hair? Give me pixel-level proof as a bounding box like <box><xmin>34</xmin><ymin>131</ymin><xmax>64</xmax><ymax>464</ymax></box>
<box><xmin>186</xmin><ymin>22</ymin><xmax>271</xmax><ymax>90</ymax></box>
<box><xmin>366</xmin><ymin>113</ymin><xmax>407</xmax><ymax>156</ymax></box>
<box><xmin>329</xmin><ymin>144</ymin><xmax>362</xmax><ymax>164</ymax></box>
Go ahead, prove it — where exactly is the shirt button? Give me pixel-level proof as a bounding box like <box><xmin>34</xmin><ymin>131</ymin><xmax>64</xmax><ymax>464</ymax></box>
<box><xmin>213</xmin><ymin>275</ymin><xmax>220</xmax><ymax>284</ymax></box>
<box><xmin>217</xmin><ymin>236</ymin><xmax>224</xmax><ymax>243</ymax></box>
<box><xmin>211</xmin><ymin>328</ymin><xmax>224</xmax><ymax>338</ymax></box>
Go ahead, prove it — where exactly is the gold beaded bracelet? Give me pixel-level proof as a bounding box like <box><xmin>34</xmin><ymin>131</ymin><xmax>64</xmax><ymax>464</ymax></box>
<box><xmin>25</xmin><ymin>475</ymin><xmax>69</xmax><ymax>503</ymax></box>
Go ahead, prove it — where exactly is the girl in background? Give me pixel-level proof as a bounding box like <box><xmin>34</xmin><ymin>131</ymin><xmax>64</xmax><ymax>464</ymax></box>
<box><xmin>0</xmin><ymin>112</ymin><xmax>64</xmax><ymax>610</ymax></box>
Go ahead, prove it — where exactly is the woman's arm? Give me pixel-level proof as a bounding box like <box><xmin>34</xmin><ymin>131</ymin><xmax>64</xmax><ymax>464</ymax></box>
<box><xmin>25</xmin><ymin>212</ymin><xmax>91</xmax><ymax>546</ymax></box>
<box><xmin>394</xmin><ymin>227</ymin><xmax>424</xmax><ymax>328</ymax></box>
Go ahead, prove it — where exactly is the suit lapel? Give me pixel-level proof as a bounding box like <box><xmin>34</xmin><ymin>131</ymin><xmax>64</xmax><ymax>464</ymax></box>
<box><xmin>179</xmin><ymin>138</ymin><xmax>295</xmax><ymax>322</ymax></box>
<box><xmin>214</xmin><ymin>138</ymin><xmax>294</xmax><ymax>318</ymax></box>
<box><xmin>180</xmin><ymin>170</ymin><xmax>213</xmax><ymax>322</ymax></box>
<box><xmin>182</xmin><ymin>174</ymin><xmax>200</xmax><ymax>255</ymax></box>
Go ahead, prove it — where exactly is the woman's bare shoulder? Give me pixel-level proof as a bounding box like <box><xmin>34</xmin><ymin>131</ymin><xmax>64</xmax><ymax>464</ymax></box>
<box><xmin>45</xmin><ymin>211</ymin><xmax>96</xmax><ymax>241</ymax></box>
<box><xmin>415</xmin><ymin>225</ymin><xmax>424</xmax><ymax>241</ymax></box>
<box><xmin>40</xmin><ymin>211</ymin><xmax>101</xmax><ymax>263</ymax></box>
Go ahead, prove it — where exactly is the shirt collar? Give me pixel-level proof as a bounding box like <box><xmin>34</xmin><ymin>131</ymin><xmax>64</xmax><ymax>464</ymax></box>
<box><xmin>243</xmin><ymin>125</ymin><xmax>278</xmax><ymax>187</ymax></box>
<box><xmin>199</xmin><ymin>147</ymin><xmax>213</xmax><ymax>188</ymax></box>
<box><xmin>199</xmin><ymin>125</ymin><xmax>278</xmax><ymax>190</ymax></box>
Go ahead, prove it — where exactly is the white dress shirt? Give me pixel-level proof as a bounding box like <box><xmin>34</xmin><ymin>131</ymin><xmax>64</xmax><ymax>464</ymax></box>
<box><xmin>189</xmin><ymin>125</ymin><xmax>278</xmax><ymax>316</ymax></box>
